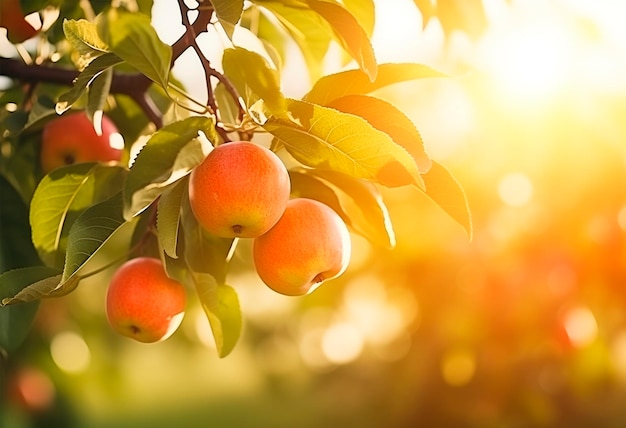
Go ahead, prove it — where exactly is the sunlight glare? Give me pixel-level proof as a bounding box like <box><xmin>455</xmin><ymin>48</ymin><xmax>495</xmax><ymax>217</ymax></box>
<box><xmin>108</xmin><ymin>132</ymin><xmax>125</xmax><ymax>150</ymax></box>
<box><xmin>50</xmin><ymin>331</ymin><xmax>91</xmax><ymax>374</ymax></box>
<box><xmin>563</xmin><ymin>306</ymin><xmax>598</xmax><ymax>348</ymax></box>
<box><xmin>498</xmin><ymin>172</ymin><xmax>533</xmax><ymax>207</ymax></box>
<box><xmin>321</xmin><ymin>322</ymin><xmax>365</xmax><ymax>365</ymax></box>
<box><xmin>480</xmin><ymin>19</ymin><xmax>574</xmax><ymax>103</ymax></box>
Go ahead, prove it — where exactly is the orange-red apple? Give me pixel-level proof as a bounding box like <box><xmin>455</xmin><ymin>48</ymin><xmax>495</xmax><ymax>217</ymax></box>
<box><xmin>106</xmin><ymin>257</ymin><xmax>186</xmax><ymax>343</ymax></box>
<box><xmin>188</xmin><ymin>141</ymin><xmax>290</xmax><ymax>238</ymax></box>
<box><xmin>0</xmin><ymin>0</ymin><xmax>39</xmax><ymax>44</ymax></box>
<box><xmin>40</xmin><ymin>112</ymin><xmax>124</xmax><ymax>173</ymax></box>
<box><xmin>253</xmin><ymin>198</ymin><xmax>351</xmax><ymax>296</ymax></box>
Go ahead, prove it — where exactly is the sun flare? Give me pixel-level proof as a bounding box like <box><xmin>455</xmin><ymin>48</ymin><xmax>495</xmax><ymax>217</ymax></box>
<box><xmin>477</xmin><ymin>0</ymin><xmax>626</xmax><ymax>106</ymax></box>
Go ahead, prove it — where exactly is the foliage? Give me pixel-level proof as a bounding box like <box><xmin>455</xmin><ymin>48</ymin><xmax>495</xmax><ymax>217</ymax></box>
<box><xmin>0</xmin><ymin>0</ymin><xmax>476</xmax><ymax>358</ymax></box>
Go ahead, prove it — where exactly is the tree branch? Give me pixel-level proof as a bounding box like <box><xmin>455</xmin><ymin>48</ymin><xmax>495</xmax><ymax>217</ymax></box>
<box><xmin>0</xmin><ymin>56</ymin><xmax>160</xmax><ymax>126</ymax></box>
<box><xmin>171</xmin><ymin>2</ymin><xmax>214</xmax><ymax>63</ymax></box>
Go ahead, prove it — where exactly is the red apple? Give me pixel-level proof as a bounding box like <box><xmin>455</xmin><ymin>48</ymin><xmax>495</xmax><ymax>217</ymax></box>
<box><xmin>106</xmin><ymin>257</ymin><xmax>186</xmax><ymax>343</ymax></box>
<box><xmin>40</xmin><ymin>112</ymin><xmax>124</xmax><ymax>173</ymax></box>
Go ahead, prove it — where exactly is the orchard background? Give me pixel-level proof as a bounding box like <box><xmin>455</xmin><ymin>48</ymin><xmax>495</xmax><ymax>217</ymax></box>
<box><xmin>2</xmin><ymin>0</ymin><xmax>626</xmax><ymax>427</ymax></box>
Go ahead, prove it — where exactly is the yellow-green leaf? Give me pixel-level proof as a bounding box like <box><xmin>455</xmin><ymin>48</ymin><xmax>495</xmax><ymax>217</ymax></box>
<box><xmin>0</xmin><ymin>266</ymin><xmax>58</xmax><ymax>352</ymax></box>
<box><xmin>194</xmin><ymin>273</ymin><xmax>242</xmax><ymax>358</ymax></box>
<box><xmin>222</xmin><ymin>47</ymin><xmax>286</xmax><ymax>115</ymax></box>
<box><xmin>305</xmin><ymin>0</ymin><xmax>377</xmax><ymax>81</ymax></box>
<box><xmin>328</xmin><ymin>94</ymin><xmax>432</xmax><ymax>173</ymax></box>
<box><xmin>263</xmin><ymin>99</ymin><xmax>423</xmax><ymax>188</ymax></box>
<box><xmin>304</xmin><ymin>62</ymin><xmax>446</xmax><ymax>106</ymax></box>
<box><xmin>97</xmin><ymin>8</ymin><xmax>171</xmax><ymax>89</ymax></box>
<box><xmin>30</xmin><ymin>163</ymin><xmax>127</xmax><ymax>269</ymax></box>
<box><xmin>422</xmin><ymin>161</ymin><xmax>472</xmax><ymax>239</ymax></box>
<box><xmin>157</xmin><ymin>179</ymin><xmax>186</xmax><ymax>259</ymax></box>
<box><xmin>123</xmin><ymin>116</ymin><xmax>217</xmax><ymax>219</ymax></box>
<box><xmin>63</xmin><ymin>19</ymin><xmax>109</xmax><ymax>62</ymax></box>
<box><xmin>210</xmin><ymin>0</ymin><xmax>244</xmax><ymax>39</ymax></box>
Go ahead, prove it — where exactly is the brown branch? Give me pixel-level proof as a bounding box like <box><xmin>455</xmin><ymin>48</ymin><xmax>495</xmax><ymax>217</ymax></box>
<box><xmin>0</xmin><ymin>56</ymin><xmax>161</xmax><ymax>126</ymax></box>
<box><xmin>171</xmin><ymin>2</ymin><xmax>214</xmax><ymax>63</ymax></box>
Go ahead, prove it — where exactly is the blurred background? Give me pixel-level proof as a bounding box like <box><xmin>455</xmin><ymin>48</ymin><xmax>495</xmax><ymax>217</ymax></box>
<box><xmin>3</xmin><ymin>0</ymin><xmax>626</xmax><ymax>427</ymax></box>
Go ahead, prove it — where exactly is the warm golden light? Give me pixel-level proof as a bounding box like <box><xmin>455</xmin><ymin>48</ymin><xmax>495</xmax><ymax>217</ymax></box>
<box><xmin>441</xmin><ymin>348</ymin><xmax>476</xmax><ymax>387</ymax></box>
<box><xmin>50</xmin><ymin>331</ymin><xmax>91</xmax><ymax>374</ymax></box>
<box><xmin>498</xmin><ymin>172</ymin><xmax>533</xmax><ymax>207</ymax></box>
<box><xmin>480</xmin><ymin>20</ymin><xmax>574</xmax><ymax>104</ymax></box>
<box><xmin>478</xmin><ymin>0</ymin><xmax>626</xmax><ymax>108</ymax></box>
<box><xmin>563</xmin><ymin>306</ymin><xmax>598</xmax><ymax>348</ymax></box>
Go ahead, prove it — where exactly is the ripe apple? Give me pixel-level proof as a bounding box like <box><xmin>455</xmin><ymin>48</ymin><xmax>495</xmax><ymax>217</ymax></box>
<box><xmin>5</xmin><ymin>366</ymin><xmax>55</xmax><ymax>413</ymax></box>
<box><xmin>253</xmin><ymin>198</ymin><xmax>352</xmax><ymax>296</ymax></box>
<box><xmin>106</xmin><ymin>257</ymin><xmax>186</xmax><ymax>343</ymax></box>
<box><xmin>0</xmin><ymin>0</ymin><xmax>39</xmax><ymax>44</ymax></box>
<box><xmin>188</xmin><ymin>141</ymin><xmax>290</xmax><ymax>238</ymax></box>
<box><xmin>40</xmin><ymin>112</ymin><xmax>124</xmax><ymax>173</ymax></box>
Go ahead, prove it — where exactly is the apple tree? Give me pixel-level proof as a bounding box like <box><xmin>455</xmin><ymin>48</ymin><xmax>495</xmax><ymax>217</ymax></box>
<box><xmin>0</xmin><ymin>0</ymin><xmax>473</xmax><ymax>359</ymax></box>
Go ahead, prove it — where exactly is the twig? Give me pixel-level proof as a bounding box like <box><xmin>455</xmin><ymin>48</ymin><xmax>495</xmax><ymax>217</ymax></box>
<box><xmin>0</xmin><ymin>56</ymin><xmax>161</xmax><ymax>126</ymax></box>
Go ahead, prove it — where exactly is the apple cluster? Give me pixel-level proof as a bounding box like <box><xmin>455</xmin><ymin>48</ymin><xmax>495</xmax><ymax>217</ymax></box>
<box><xmin>188</xmin><ymin>141</ymin><xmax>352</xmax><ymax>296</ymax></box>
<box><xmin>38</xmin><ymin>114</ymin><xmax>350</xmax><ymax>342</ymax></box>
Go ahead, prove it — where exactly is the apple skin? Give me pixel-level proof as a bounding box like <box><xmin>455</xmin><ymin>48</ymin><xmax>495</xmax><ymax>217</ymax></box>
<box><xmin>188</xmin><ymin>141</ymin><xmax>291</xmax><ymax>238</ymax></box>
<box><xmin>0</xmin><ymin>0</ymin><xmax>38</xmax><ymax>44</ymax></box>
<box><xmin>40</xmin><ymin>112</ymin><xmax>123</xmax><ymax>173</ymax></box>
<box><xmin>252</xmin><ymin>198</ymin><xmax>352</xmax><ymax>296</ymax></box>
<box><xmin>106</xmin><ymin>257</ymin><xmax>186</xmax><ymax>343</ymax></box>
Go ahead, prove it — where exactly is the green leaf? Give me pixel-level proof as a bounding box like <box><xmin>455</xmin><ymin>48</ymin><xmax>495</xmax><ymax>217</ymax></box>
<box><xmin>30</xmin><ymin>163</ymin><xmax>128</xmax><ymax>269</ymax></box>
<box><xmin>305</xmin><ymin>0</ymin><xmax>377</xmax><ymax>81</ymax></box>
<box><xmin>304</xmin><ymin>62</ymin><xmax>446</xmax><ymax>106</ymax></box>
<box><xmin>1</xmin><ymin>273</ymin><xmax>75</xmax><ymax>306</ymax></box>
<box><xmin>210</xmin><ymin>0</ymin><xmax>244</xmax><ymax>39</ymax></box>
<box><xmin>157</xmin><ymin>179</ymin><xmax>186</xmax><ymax>259</ymax></box>
<box><xmin>328</xmin><ymin>94</ymin><xmax>431</xmax><ymax>173</ymax></box>
<box><xmin>194</xmin><ymin>273</ymin><xmax>242</xmax><ymax>358</ymax></box>
<box><xmin>56</xmin><ymin>53</ymin><xmax>124</xmax><ymax>114</ymax></box>
<box><xmin>86</xmin><ymin>67</ymin><xmax>113</xmax><ymax>122</ymax></box>
<box><xmin>422</xmin><ymin>161</ymin><xmax>472</xmax><ymax>239</ymax></box>
<box><xmin>263</xmin><ymin>99</ymin><xmax>423</xmax><ymax>188</ymax></box>
<box><xmin>290</xmin><ymin>167</ymin><xmax>395</xmax><ymax>249</ymax></box>
<box><xmin>63</xmin><ymin>18</ymin><xmax>109</xmax><ymax>61</ymax></box>
<box><xmin>123</xmin><ymin>116</ymin><xmax>217</xmax><ymax>219</ymax></box>
<box><xmin>240</xmin><ymin>6</ymin><xmax>288</xmax><ymax>70</ymax></box>
<box><xmin>253</xmin><ymin>1</ymin><xmax>332</xmax><ymax>80</ymax></box>
<box><xmin>0</xmin><ymin>267</ymin><xmax>59</xmax><ymax>353</ymax></box>
<box><xmin>289</xmin><ymin>168</ymin><xmax>346</xmax><ymax>220</ymax></box>
<box><xmin>97</xmin><ymin>8</ymin><xmax>171</xmax><ymax>89</ymax></box>
<box><xmin>23</xmin><ymin>95</ymin><xmax>57</xmax><ymax>132</ymax></box>
<box><xmin>222</xmin><ymin>47</ymin><xmax>286</xmax><ymax>115</ymax></box>
<box><xmin>62</xmin><ymin>192</ymin><xmax>129</xmax><ymax>285</ymax></box>
<box><xmin>0</xmin><ymin>175</ymin><xmax>41</xmax><ymax>273</ymax></box>
<box><xmin>214</xmin><ymin>83</ymin><xmax>240</xmax><ymax>126</ymax></box>
<box><xmin>180</xmin><ymin>188</ymin><xmax>235</xmax><ymax>284</ymax></box>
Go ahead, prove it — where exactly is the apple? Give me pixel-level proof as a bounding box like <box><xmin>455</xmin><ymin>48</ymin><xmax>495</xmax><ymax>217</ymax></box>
<box><xmin>0</xmin><ymin>0</ymin><xmax>39</xmax><ymax>44</ymax></box>
<box><xmin>253</xmin><ymin>198</ymin><xmax>352</xmax><ymax>296</ymax></box>
<box><xmin>40</xmin><ymin>112</ymin><xmax>124</xmax><ymax>173</ymax></box>
<box><xmin>188</xmin><ymin>141</ymin><xmax>290</xmax><ymax>238</ymax></box>
<box><xmin>106</xmin><ymin>257</ymin><xmax>186</xmax><ymax>343</ymax></box>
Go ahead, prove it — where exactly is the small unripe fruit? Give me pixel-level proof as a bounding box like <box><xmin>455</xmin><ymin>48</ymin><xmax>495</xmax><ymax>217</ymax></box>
<box><xmin>253</xmin><ymin>198</ymin><xmax>351</xmax><ymax>296</ymax></box>
<box><xmin>40</xmin><ymin>112</ymin><xmax>124</xmax><ymax>173</ymax></box>
<box><xmin>189</xmin><ymin>141</ymin><xmax>290</xmax><ymax>238</ymax></box>
<box><xmin>106</xmin><ymin>257</ymin><xmax>186</xmax><ymax>343</ymax></box>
